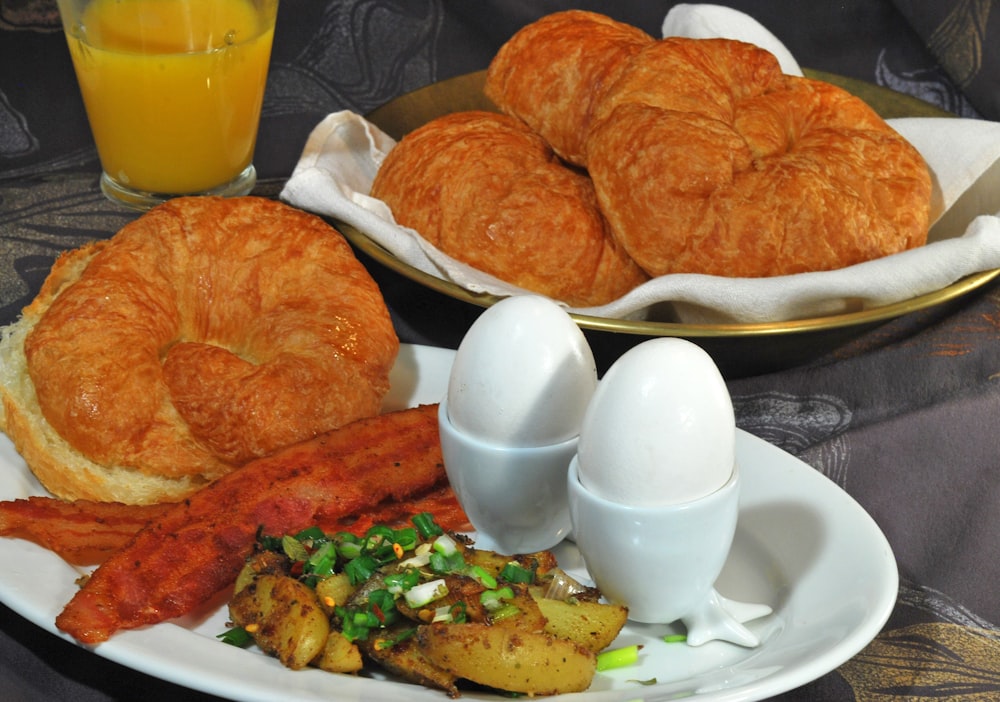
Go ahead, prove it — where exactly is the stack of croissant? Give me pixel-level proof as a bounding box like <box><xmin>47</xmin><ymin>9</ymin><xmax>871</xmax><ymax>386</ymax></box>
<box><xmin>371</xmin><ymin>10</ymin><xmax>932</xmax><ymax>307</ymax></box>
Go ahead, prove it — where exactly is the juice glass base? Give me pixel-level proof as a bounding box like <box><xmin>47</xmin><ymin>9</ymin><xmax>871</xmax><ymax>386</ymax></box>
<box><xmin>100</xmin><ymin>164</ymin><xmax>258</xmax><ymax>211</ymax></box>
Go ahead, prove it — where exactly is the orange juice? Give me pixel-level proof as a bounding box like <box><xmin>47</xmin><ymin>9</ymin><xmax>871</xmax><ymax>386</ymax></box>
<box><xmin>63</xmin><ymin>0</ymin><xmax>276</xmax><ymax>195</ymax></box>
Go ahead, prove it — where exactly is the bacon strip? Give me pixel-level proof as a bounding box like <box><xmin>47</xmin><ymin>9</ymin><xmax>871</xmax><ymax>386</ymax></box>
<box><xmin>0</xmin><ymin>483</ymin><xmax>469</xmax><ymax>566</ymax></box>
<box><xmin>0</xmin><ymin>497</ymin><xmax>173</xmax><ymax>565</ymax></box>
<box><xmin>54</xmin><ymin>403</ymin><xmax>460</xmax><ymax>644</ymax></box>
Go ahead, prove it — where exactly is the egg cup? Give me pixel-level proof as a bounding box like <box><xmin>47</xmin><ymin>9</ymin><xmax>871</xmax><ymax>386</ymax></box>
<box><xmin>567</xmin><ymin>458</ymin><xmax>772</xmax><ymax>647</ymax></box>
<box><xmin>438</xmin><ymin>401</ymin><xmax>575</xmax><ymax>553</ymax></box>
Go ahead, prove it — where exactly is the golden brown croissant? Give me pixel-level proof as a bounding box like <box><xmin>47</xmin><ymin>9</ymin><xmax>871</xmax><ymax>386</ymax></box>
<box><xmin>586</xmin><ymin>37</ymin><xmax>932</xmax><ymax>277</ymax></box>
<box><xmin>370</xmin><ymin>110</ymin><xmax>647</xmax><ymax>306</ymax></box>
<box><xmin>484</xmin><ymin>10</ymin><xmax>653</xmax><ymax>167</ymax></box>
<box><xmin>485</xmin><ymin>12</ymin><xmax>932</xmax><ymax>278</ymax></box>
<box><xmin>0</xmin><ymin>196</ymin><xmax>399</xmax><ymax>504</ymax></box>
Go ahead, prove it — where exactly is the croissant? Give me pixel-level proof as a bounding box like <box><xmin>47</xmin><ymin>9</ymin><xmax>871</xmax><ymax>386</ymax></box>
<box><xmin>0</xmin><ymin>196</ymin><xmax>399</xmax><ymax>504</ymax></box>
<box><xmin>485</xmin><ymin>11</ymin><xmax>932</xmax><ymax>278</ymax></box>
<box><xmin>370</xmin><ymin>110</ymin><xmax>647</xmax><ymax>306</ymax></box>
<box><xmin>586</xmin><ymin>37</ymin><xmax>932</xmax><ymax>276</ymax></box>
<box><xmin>484</xmin><ymin>9</ymin><xmax>653</xmax><ymax>166</ymax></box>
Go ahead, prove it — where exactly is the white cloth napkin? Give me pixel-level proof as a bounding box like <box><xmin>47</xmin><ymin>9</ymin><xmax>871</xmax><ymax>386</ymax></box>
<box><xmin>280</xmin><ymin>5</ymin><xmax>1000</xmax><ymax>324</ymax></box>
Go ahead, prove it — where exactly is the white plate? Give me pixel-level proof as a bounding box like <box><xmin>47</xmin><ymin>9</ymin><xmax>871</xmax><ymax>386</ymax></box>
<box><xmin>0</xmin><ymin>343</ymin><xmax>897</xmax><ymax>701</ymax></box>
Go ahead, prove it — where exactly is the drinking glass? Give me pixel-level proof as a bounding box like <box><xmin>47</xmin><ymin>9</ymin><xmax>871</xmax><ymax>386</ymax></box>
<box><xmin>56</xmin><ymin>0</ymin><xmax>279</xmax><ymax>210</ymax></box>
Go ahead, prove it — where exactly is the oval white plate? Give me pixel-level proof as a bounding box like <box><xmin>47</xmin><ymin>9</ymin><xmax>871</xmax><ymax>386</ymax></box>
<box><xmin>0</xmin><ymin>343</ymin><xmax>897</xmax><ymax>701</ymax></box>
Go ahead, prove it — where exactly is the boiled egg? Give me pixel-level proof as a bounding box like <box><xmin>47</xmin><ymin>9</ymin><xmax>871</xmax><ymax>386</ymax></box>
<box><xmin>576</xmin><ymin>338</ymin><xmax>735</xmax><ymax>506</ymax></box>
<box><xmin>446</xmin><ymin>295</ymin><xmax>597</xmax><ymax>447</ymax></box>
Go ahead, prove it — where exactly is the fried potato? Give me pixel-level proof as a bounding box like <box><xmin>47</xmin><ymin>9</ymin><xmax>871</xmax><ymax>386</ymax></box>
<box><xmin>233</xmin><ymin>550</ymin><xmax>290</xmax><ymax>595</ymax></box>
<box><xmin>464</xmin><ymin>547</ymin><xmax>558</xmax><ymax>579</ymax></box>
<box><xmin>530</xmin><ymin>586</ymin><xmax>629</xmax><ymax>653</ymax></box>
<box><xmin>359</xmin><ymin>627</ymin><xmax>458</xmax><ymax>696</ymax></box>
<box><xmin>416</xmin><ymin>622</ymin><xmax>596</xmax><ymax>695</ymax></box>
<box><xmin>314</xmin><ymin>631</ymin><xmax>364</xmax><ymax>674</ymax></box>
<box><xmin>315</xmin><ymin>572</ymin><xmax>355</xmax><ymax>616</ymax></box>
<box><xmin>228</xmin><ymin>574</ymin><xmax>329</xmax><ymax>670</ymax></box>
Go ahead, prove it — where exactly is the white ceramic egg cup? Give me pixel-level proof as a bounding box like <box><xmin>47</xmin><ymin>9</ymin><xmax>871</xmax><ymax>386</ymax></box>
<box><xmin>567</xmin><ymin>458</ymin><xmax>772</xmax><ymax>647</ymax></box>
<box><xmin>438</xmin><ymin>401</ymin><xmax>576</xmax><ymax>554</ymax></box>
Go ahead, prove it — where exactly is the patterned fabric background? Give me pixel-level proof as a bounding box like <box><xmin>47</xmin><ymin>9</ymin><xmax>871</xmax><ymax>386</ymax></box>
<box><xmin>2</xmin><ymin>1</ymin><xmax>1000</xmax><ymax>700</ymax></box>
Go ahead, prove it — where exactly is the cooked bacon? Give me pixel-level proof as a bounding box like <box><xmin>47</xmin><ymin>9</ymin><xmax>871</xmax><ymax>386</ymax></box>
<box><xmin>0</xmin><ymin>483</ymin><xmax>469</xmax><ymax>566</ymax></box>
<box><xmin>54</xmin><ymin>403</ymin><xmax>463</xmax><ymax>644</ymax></box>
<box><xmin>326</xmin><ymin>482</ymin><xmax>471</xmax><ymax>535</ymax></box>
<box><xmin>0</xmin><ymin>497</ymin><xmax>173</xmax><ymax>565</ymax></box>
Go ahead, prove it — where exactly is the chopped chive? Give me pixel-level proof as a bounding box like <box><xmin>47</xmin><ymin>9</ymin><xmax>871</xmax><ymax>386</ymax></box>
<box><xmin>487</xmin><ymin>603</ymin><xmax>521</xmax><ymax>622</ymax></box>
<box><xmin>412</xmin><ymin>512</ymin><xmax>443</xmax><ymax>539</ymax></box>
<box><xmin>404</xmin><ymin>578</ymin><xmax>449</xmax><ymax>608</ymax></box>
<box><xmin>466</xmin><ymin>564</ymin><xmax>497</xmax><ymax>589</ymax></box>
<box><xmin>499</xmin><ymin>562</ymin><xmax>535</xmax><ymax>584</ymax></box>
<box><xmin>294</xmin><ymin>525</ymin><xmax>326</xmax><ymax>542</ymax></box>
<box><xmin>596</xmin><ymin>644</ymin><xmax>641</xmax><ymax>671</ymax></box>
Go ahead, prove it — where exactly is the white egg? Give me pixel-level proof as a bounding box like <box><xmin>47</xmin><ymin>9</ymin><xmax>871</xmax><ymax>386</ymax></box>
<box><xmin>576</xmin><ymin>338</ymin><xmax>735</xmax><ymax>507</ymax></box>
<box><xmin>446</xmin><ymin>295</ymin><xmax>597</xmax><ymax>447</ymax></box>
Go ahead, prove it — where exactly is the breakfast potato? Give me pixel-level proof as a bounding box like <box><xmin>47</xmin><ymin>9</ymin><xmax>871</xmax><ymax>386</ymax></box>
<box><xmin>359</xmin><ymin>627</ymin><xmax>459</xmax><ymax>696</ymax></box>
<box><xmin>228</xmin><ymin>574</ymin><xmax>330</xmax><ymax>670</ymax></box>
<box><xmin>464</xmin><ymin>547</ymin><xmax>558</xmax><ymax>579</ymax></box>
<box><xmin>530</xmin><ymin>586</ymin><xmax>629</xmax><ymax>653</ymax></box>
<box><xmin>315</xmin><ymin>572</ymin><xmax>355</xmax><ymax>616</ymax></box>
<box><xmin>416</xmin><ymin>622</ymin><xmax>596</xmax><ymax>695</ymax></box>
<box><xmin>314</xmin><ymin>630</ymin><xmax>364</xmax><ymax>674</ymax></box>
<box><xmin>233</xmin><ymin>550</ymin><xmax>290</xmax><ymax>595</ymax></box>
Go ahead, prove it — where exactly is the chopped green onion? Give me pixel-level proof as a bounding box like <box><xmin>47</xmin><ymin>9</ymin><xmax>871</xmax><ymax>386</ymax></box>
<box><xmin>404</xmin><ymin>578</ymin><xmax>449</xmax><ymax>608</ymax></box>
<box><xmin>596</xmin><ymin>644</ymin><xmax>641</xmax><ymax>672</ymax></box>
<box><xmin>499</xmin><ymin>562</ymin><xmax>535</xmax><ymax>584</ymax></box>
<box><xmin>449</xmin><ymin>601</ymin><xmax>468</xmax><ymax>624</ymax></box>
<box><xmin>431</xmin><ymin>604</ymin><xmax>453</xmax><ymax>623</ymax></box>
<box><xmin>337</xmin><ymin>608</ymin><xmax>368</xmax><ymax>642</ymax></box>
<box><xmin>384</xmin><ymin>568</ymin><xmax>420</xmax><ymax>595</ymax></box>
<box><xmin>431</xmin><ymin>600</ymin><xmax>468</xmax><ymax>624</ymax></box>
<box><xmin>412</xmin><ymin>512</ymin><xmax>443</xmax><ymax>539</ymax></box>
<box><xmin>353</xmin><ymin>610</ymin><xmax>380</xmax><ymax>628</ymax></box>
<box><xmin>392</xmin><ymin>527</ymin><xmax>418</xmax><ymax>552</ymax></box>
<box><xmin>433</xmin><ymin>533</ymin><xmax>459</xmax><ymax>556</ymax></box>
<box><xmin>305</xmin><ymin>542</ymin><xmax>338</xmax><ymax>578</ymax></box>
<box><xmin>487</xmin><ymin>603</ymin><xmax>521</xmax><ymax>622</ymax></box>
<box><xmin>345</xmin><ymin>554</ymin><xmax>379</xmax><ymax>585</ymax></box>
<box><xmin>479</xmin><ymin>586</ymin><xmax>515</xmax><ymax>611</ymax></box>
<box><xmin>368</xmin><ymin>589</ymin><xmax>399</xmax><ymax>626</ymax></box>
<box><xmin>217</xmin><ymin>627</ymin><xmax>253</xmax><ymax>647</ymax></box>
<box><xmin>362</xmin><ymin>525</ymin><xmax>396</xmax><ymax>558</ymax></box>
<box><xmin>335</xmin><ymin>535</ymin><xmax>363</xmax><ymax>561</ymax></box>
<box><xmin>374</xmin><ymin>626</ymin><xmax>418</xmax><ymax>650</ymax></box>
<box><xmin>429</xmin><ymin>550</ymin><xmax>465</xmax><ymax>574</ymax></box>
<box><xmin>466</xmin><ymin>565</ymin><xmax>497</xmax><ymax>589</ymax></box>
<box><xmin>294</xmin><ymin>525</ymin><xmax>326</xmax><ymax>543</ymax></box>
<box><xmin>663</xmin><ymin>634</ymin><xmax>688</xmax><ymax>643</ymax></box>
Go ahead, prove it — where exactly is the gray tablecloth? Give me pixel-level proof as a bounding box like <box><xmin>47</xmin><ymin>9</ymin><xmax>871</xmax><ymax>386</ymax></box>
<box><xmin>3</xmin><ymin>1</ymin><xmax>1000</xmax><ymax>700</ymax></box>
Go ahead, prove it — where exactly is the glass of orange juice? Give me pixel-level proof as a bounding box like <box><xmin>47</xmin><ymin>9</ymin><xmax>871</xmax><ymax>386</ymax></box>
<box><xmin>56</xmin><ymin>0</ymin><xmax>278</xmax><ymax>210</ymax></box>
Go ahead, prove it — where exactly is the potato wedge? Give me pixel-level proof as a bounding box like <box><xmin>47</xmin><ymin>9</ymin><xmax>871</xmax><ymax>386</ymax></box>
<box><xmin>464</xmin><ymin>548</ymin><xmax>559</xmax><ymax>580</ymax></box>
<box><xmin>359</xmin><ymin>627</ymin><xmax>458</xmax><ymax>696</ymax></box>
<box><xmin>314</xmin><ymin>630</ymin><xmax>363</xmax><ymax>674</ymax></box>
<box><xmin>228</xmin><ymin>574</ymin><xmax>329</xmax><ymax>670</ymax></box>
<box><xmin>492</xmin><ymin>583</ymin><xmax>548</xmax><ymax>633</ymax></box>
<box><xmin>315</xmin><ymin>572</ymin><xmax>355</xmax><ymax>616</ymax></box>
<box><xmin>233</xmin><ymin>550</ymin><xmax>290</xmax><ymax>595</ymax></box>
<box><xmin>530</xmin><ymin>588</ymin><xmax>629</xmax><ymax>653</ymax></box>
<box><xmin>417</xmin><ymin>622</ymin><xmax>596</xmax><ymax>695</ymax></box>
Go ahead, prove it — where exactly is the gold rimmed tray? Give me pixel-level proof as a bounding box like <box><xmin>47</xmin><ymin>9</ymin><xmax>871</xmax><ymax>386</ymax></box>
<box><xmin>340</xmin><ymin>70</ymin><xmax>1000</xmax><ymax>376</ymax></box>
